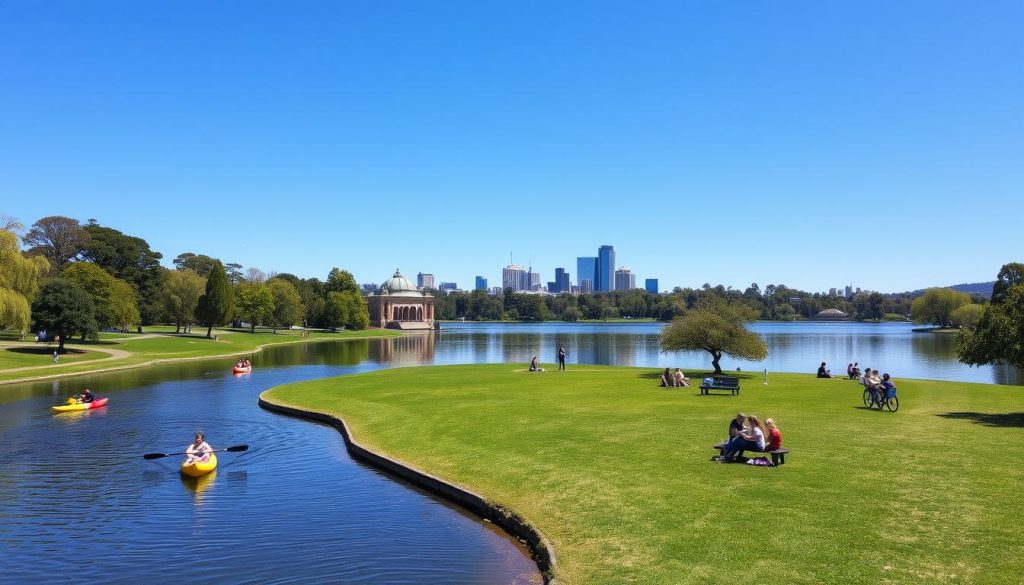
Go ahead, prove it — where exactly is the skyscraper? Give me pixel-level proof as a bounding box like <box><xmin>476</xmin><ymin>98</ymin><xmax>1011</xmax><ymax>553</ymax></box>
<box><xmin>502</xmin><ymin>264</ymin><xmax>528</xmax><ymax>291</ymax></box>
<box><xmin>553</xmin><ymin>267</ymin><xmax>570</xmax><ymax>294</ymax></box>
<box><xmin>417</xmin><ymin>272</ymin><xmax>435</xmax><ymax>289</ymax></box>
<box><xmin>475</xmin><ymin>276</ymin><xmax>488</xmax><ymax>291</ymax></box>
<box><xmin>645</xmin><ymin>278</ymin><xmax>659</xmax><ymax>294</ymax></box>
<box><xmin>597</xmin><ymin>245</ymin><xmax>615</xmax><ymax>292</ymax></box>
<box><xmin>577</xmin><ymin>256</ymin><xmax>597</xmax><ymax>291</ymax></box>
<box><xmin>614</xmin><ymin>266</ymin><xmax>635</xmax><ymax>291</ymax></box>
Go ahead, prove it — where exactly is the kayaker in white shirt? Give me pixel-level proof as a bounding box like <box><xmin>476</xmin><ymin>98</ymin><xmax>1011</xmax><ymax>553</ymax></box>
<box><xmin>184</xmin><ymin>432</ymin><xmax>212</xmax><ymax>464</ymax></box>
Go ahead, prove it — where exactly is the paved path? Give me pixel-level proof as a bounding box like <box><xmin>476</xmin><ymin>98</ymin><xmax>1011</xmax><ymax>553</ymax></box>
<box><xmin>0</xmin><ymin>341</ymin><xmax>134</xmax><ymax>373</ymax></box>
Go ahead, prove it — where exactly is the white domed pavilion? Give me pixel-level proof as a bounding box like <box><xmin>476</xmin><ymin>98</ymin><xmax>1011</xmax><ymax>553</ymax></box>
<box><xmin>366</xmin><ymin>269</ymin><xmax>435</xmax><ymax>329</ymax></box>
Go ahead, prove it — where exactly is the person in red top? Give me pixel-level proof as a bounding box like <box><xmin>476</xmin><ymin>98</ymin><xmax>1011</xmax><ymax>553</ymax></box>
<box><xmin>764</xmin><ymin>418</ymin><xmax>783</xmax><ymax>453</ymax></box>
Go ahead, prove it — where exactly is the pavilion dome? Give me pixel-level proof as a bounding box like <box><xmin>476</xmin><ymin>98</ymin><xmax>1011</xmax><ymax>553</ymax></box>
<box><xmin>378</xmin><ymin>269</ymin><xmax>418</xmax><ymax>294</ymax></box>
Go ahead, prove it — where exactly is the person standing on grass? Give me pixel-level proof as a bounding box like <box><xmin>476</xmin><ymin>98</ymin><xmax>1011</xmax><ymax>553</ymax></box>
<box><xmin>558</xmin><ymin>345</ymin><xmax>566</xmax><ymax>370</ymax></box>
<box><xmin>52</xmin><ymin>350</ymin><xmax>59</xmax><ymax>364</ymax></box>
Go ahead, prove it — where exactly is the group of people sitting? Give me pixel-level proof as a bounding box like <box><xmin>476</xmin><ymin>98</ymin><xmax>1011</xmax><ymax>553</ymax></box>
<box><xmin>235</xmin><ymin>358</ymin><xmax>251</xmax><ymax>369</ymax></box>
<box><xmin>659</xmin><ymin>368</ymin><xmax>690</xmax><ymax>387</ymax></box>
<box><xmin>859</xmin><ymin>366</ymin><xmax>897</xmax><ymax>402</ymax></box>
<box><xmin>713</xmin><ymin>412</ymin><xmax>783</xmax><ymax>463</ymax></box>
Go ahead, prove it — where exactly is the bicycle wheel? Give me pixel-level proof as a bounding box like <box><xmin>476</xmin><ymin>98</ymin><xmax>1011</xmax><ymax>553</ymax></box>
<box><xmin>886</xmin><ymin>395</ymin><xmax>899</xmax><ymax>412</ymax></box>
<box><xmin>863</xmin><ymin>389</ymin><xmax>872</xmax><ymax>408</ymax></box>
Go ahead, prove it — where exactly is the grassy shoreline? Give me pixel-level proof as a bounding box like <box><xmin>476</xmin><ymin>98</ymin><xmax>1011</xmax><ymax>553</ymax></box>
<box><xmin>263</xmin><ymin>364</ymin><xmax>1024</xmax><ymax>585</ymax></box>
<box><xmin>0</xmin><ymin>327</ymin><xmax>401</xmax><ymax>385</ymax></box>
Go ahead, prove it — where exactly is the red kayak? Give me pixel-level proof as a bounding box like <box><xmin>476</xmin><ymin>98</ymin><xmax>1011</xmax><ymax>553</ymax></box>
<box><xmin>52</xmin><ymin>397</ymin><xmax>109</xmax><ymax>412</ymax></box>
<box><xmin>232</xmin><ymin>366</ymin><xmax>251</xmax><ymax>374</ymax></box>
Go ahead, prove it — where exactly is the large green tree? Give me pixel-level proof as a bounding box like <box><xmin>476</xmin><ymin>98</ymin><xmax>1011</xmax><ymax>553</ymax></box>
<box><xmin>267</xmin><ymin>278</ymin><xmax>305</xmax><ymax>331</ymax></box>
<box><xmin>659</xmin><ymin>301</ymin><xmax>767</xmax><ymax>374</ymax></box>
<box><xmin>911</xmin><ymin>288</ymin><xmax>971</xmax><ymax>328</ymax></box>
<box><xmin>23</xmin><ymin>215</ymin><xmax>90</xmax><ymax>273</ymax></box>
<box><xmin>172</xmin><ymin>253</ymin><xmax>219</xmax><ymax>278</ymax></box>
<box><xmin>162</xmin><ymin>268</ymin><xmax>206</xmax><ymax>333</ymax></box>
<box><xmin>323</xmin><ymin>290</ymin><xmax>370</xmax><ymax>330</ymax></box>
<box><xmin>31</xmin><ymin>278</ymin><xmax>97</xmax><ymax>351</ymax></box>
<box><xmin>1</xmin><ymin>229</ymin><xmax>49</xmax><ymax>334</ymax></box>
<box><xmin>958</xmin><ymin>263</ymin><xmax>1024</xmax><ymax>369</ymax></box>
<box><xmin>82</xmin><ymin>221</ymin><xmax>166</xmax><ymax>324</ymax></box>
<box><xmin>196</xmin><ymin>261</ymin><xmax>235</xmax><ymax>339</ymax></box>
<box><xmin>62</xmin><ymin>262</ymin><xmax>140</xmax><ymax>332</ymax></box>
<box><xmin>235</xmin><ymin>282</ymin><xmax>275</xmax><ymax>333</ymax></box>
<box><xmin>990</xmin><ymin>262</ymin><xmax>1024</xmax><ymax>304</ymax></box>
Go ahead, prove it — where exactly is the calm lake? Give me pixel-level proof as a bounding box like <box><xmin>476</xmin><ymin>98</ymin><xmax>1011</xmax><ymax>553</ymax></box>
<box><xmin>0</xmin><ymin>322</ymin><xmax>1018</xmax><ymax>584</ymax></box>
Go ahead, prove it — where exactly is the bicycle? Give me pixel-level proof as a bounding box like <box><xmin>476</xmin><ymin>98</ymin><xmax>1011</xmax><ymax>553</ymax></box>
<box><xmin>862</xmin><ymin>386</ymin><xmax>899</xmax><ymax>412</ymax></box>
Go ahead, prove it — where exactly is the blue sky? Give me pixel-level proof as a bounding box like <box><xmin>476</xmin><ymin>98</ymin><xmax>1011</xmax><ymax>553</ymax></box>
<box><xmin>2</xmin><ymin>1</ymin><xmax>1021</xmax><ymax>293</ymax></box>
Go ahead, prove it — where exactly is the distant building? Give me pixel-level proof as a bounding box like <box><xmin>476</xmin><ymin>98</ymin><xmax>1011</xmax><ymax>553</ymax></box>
<box><xmin>811</xmin><ymin>308</ymin><xmax>849</xmax><ymax>321</ymax></box>
<box><xmin>614</xmin><ymin>266</ymin><xmax>635</xmax><ymax>291</ymax></box>
<box><xmin>829</xmin><ymin>288</ymin><xmax>837</xmax><ymax>297</ymax></box>
<box><xmin>417</xmin><ymin>272</ymin><xmax>435</xmax><ymax>289</ymax></box>
<box><xmin>360</xmin><ymin>283</ymin><xmax>377</xmax><ymax>294</ymax></box>
<box><xmin>503</xmin><ymin>264</ymin><xmax>529</xmax><ymax>291</ymax></box>
<box><xmin>552</xmin><ymin>267</ymin><xmax>570</xmax><ymax>294</ymax></box>
<box><xmin>579</xmin><ymin>279</ymin><xmax>593</xmax><ymax>294</ymax></box>
<box><xmin>489</xmin><ymin>286</ymin><xmax>503</xmax><ymax>296</ymax></box>
<box><xmin>645</xmin><ymin>278</ymin><xmax>659</xmax><ymax>294</ymax></box>
<box><xmin>597</xmin><ymin>245</ymin><xmax>615</xmax><ymax>292</ymax></box>
<box><xmin>845</xmin><ymin>285</ymin><xmax>853</xmax><ymax>298</ymax></box>
<box><xmin>366</xmin><ymin>269</ymin><xmax>435</xmax><ymax>330</ymax></box>
<box><xmin>439</xmin><ymin>282</ymin><xmax>458</xmax><ymax>292</ymax></box>
<box><xmin>475</xmin><ymin>276</ymin><xmax>488</xmax><ymax>291</ymax></box>
<box><xmin>530</xmin><ymin>271</ymin><xmax>541</xmax><ymax>291</ymax></box>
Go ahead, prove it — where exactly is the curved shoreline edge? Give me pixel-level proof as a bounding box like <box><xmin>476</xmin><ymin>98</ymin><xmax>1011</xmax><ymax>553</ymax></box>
<box><xmin>257</xmin><ymin>394</ymin><xmax>559</xmax><ymax>585</ymax></box>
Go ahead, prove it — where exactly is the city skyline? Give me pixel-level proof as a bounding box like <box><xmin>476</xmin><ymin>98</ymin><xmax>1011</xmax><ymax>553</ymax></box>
<box><xmin>3</xmin><ymin>3</ymin><xmax>1021</xmax><ymax>294</ymax></box>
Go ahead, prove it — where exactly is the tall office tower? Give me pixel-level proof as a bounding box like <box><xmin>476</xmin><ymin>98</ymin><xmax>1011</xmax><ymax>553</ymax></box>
<box><xmin>554</xmin><ymin>268</ymin><xmax>570</xmax><ymax>294</ymax></box>
<box><xmin>530</xmin><ymin>272</ymin><xmax>541</xmax><ymax>291</ymax></box>
<box><xmin>440</xmin><ymin>282</ymin><xmax>458</xmax><ymax>291</ymax></box>
<box><xmin>475</xmin><ymin>276</ymin><xmax>488</xmax><ymax>291</ymax></box>
<box><xmin>645</xmin><ymin>278</ymin><xmax>659</xmax><ymax>294</ymax></box>
<box><xmin>614</xmin><ymin>266</ymin><xmax>635</xmax><ymax>291</ymax></box>
<box><xmin>579</xmin><ymin>279</ymin><xmax>593</xmax><ymax>294</ymax></box>
<box><xmin>597</xmin><ymin>245</ymin><xmax>615</xmax><ymax>292</ymax></box>
<box><xmin>845</xmin><ymin>285</ymin><xmax>853</xmax><ymax>298</ymax></box>
<box><xmin>503</xmin><ymin>264</ymin><xmax>528</xmax><ymax>291</ymax></box>
<box><xmin>417</xmin><ymin>272</ymin><xmax>435</xmax><ymax>289</ymax></box>
<box><xmin>577</xmin><ymin>257</ymin><xmax>597</xmax><ymax>289</ymax></box>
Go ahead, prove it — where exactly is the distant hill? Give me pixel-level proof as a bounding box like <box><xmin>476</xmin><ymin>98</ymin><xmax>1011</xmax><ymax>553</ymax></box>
<box><xmin>905</xmin><ymin>281</ymin><xmax>994</xmax><ymax>298</ymax></box>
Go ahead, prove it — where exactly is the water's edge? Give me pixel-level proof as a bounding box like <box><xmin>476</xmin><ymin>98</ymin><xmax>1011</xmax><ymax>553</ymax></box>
<box><xmin>257</xmin><ymin>394</ymin><xmax>559</xmax><ymax>585</ymax></box>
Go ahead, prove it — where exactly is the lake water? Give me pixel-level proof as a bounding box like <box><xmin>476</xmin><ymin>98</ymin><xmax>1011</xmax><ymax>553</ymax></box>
<box><xmin>0</xmin><ymin>322</ymin><xmax>1018</xmax><ymax>584</ymax></box>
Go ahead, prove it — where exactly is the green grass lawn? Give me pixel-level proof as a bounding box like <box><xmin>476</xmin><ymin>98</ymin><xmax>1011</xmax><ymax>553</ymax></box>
<box><xmin>0</xmin><ymin>328</ymin><xmax>399</xmax><ymax>382</ymax></box>
<box><xmin>263</xmin><ymin>365</ymin><xmax>1024</xmax><ymax>585</ymax></box>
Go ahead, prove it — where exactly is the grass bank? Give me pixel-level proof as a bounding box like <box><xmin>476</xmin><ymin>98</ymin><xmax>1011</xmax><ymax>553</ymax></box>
<box><xmin>263</xmin><ymin>365</ymin><xmax>1024</xmax><ymax>585</ymax></box>
<box><xmin>0</xmin><ymin>328</ymin><xmax>400</xmax><ymax>384</ymax></box>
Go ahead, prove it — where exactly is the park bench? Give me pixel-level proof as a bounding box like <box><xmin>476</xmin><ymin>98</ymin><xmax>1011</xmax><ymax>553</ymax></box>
<box><xmin>712</xmin><ymin>442</ymin><xmax>791</xmax><ymax>465</ymax></box>
<box><xmin>699</xmin><ymin>376</ymin><xmax>741</xmax><ymax>396</ymax></box>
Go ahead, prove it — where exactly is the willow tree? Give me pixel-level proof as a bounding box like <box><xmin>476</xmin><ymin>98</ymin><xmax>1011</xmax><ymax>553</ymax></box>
<box><xmin>659</xmin><ymin>301</ymin><xmax>767</xmax><ymax>374</ymax></box>
<box><xmin>0</xmin><ymin>229</ymin><xmax>49</xmax><ymax>335</ymax></box>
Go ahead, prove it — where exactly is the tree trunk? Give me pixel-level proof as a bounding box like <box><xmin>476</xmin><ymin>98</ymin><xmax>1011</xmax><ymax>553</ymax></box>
<box><xmin>206</xmin><ymin>325</ymin><xmax>213</xmax><ymax>339</ymax></box>
<box><xmin>251</xmin><ymin>323</ymin><xmax>256</xmax><ymax>333</ymax></box>
<box><xmin>710</xmin><ymin>349</ymin><xmax>723</xmax><ymax>374</ymax></box>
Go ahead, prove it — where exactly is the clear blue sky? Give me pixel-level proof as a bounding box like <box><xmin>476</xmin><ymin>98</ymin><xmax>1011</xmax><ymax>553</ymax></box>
<box><xmin>2</xmin><ymin>1</ymin><xmax>1021</xmax><ymax>293</ymax></box>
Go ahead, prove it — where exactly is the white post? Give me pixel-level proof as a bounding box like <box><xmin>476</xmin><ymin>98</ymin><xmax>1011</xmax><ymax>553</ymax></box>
<box><xmin>763</xmin><ymin>369</ymin><xmax>768</xmax><ymax>385</ymax></box>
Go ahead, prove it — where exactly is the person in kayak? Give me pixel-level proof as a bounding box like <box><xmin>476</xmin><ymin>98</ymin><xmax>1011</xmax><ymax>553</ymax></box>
<box><xmin>184</xmin><ymin>432</ymin><xmax>212</xmax><ymax>465</ymax></box>
<box><xmin>77</xmin><ymin>388</ymin><xmax>95</xmax><ymax>403</ymax></box>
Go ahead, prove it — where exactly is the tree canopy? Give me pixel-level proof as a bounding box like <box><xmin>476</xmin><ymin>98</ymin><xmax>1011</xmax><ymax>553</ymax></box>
<box><xmin>0</xmin><ymin>230</ymin><xmax>49</xmax><ymax>333</ymax></box>
<box><xmin>31</xmin><ymin>278</ymin><xmax>97</xmax><ymax>350</ymax></box>
<box><xmin>82</xmin><ymin>221</ymin><xmax>165</xmax><ymax>324</ymax></box>
<box><xmin>23</xmin><ymin>216</ymin><xmax>90</xmax><ymax>273</ymax></box>
<box><xmin>659</xmin><ymin>301</ymin><xmax>767</xmax><ymax>374</ymax></box>
<box><xmin>62</xmin><ymin>262</ymin><xmax>140</xmax><ymax>331</ymax></box>
<box><xmin>911</xmin><ymin>288</ymin><xmax>972</xmax><ymax>328</ymax></box>
<box><xmin>268</xmin><ymin>278</ymin><xmax>305</xmax><ymax>330</ymax></box>
<box><xmin>162</xmin><ymin>268</ymin><xmax>205</xmax><ymax>333</ymax></box>
<box><xmin>235</xmin><ymin>282</ymin><xmax>275</xmax><ymax>332</ymax></box>
<box><xmin>196</xmin><ymin>261</ymin><xmax>235</xmax><ymax>338</ymax></box>
<box><xmin>958</xmin><ymin>263</ymin><xmax>1024</xmax><ymax>369</ymax></box>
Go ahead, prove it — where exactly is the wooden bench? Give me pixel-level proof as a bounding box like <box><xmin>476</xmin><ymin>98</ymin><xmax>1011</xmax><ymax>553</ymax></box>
<box><xmin>699</xmin><ymin>376</ymin><xmax>741</xmax><ymax>396</ymax></box>
<box><xmin>713</xmin><ymin>442</ymin><xmax>790</xmax><ymax>465</ymax></box>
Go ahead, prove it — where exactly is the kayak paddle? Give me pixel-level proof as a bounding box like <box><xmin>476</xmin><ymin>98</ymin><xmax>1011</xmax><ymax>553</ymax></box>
<box><xmin>142</xmin><ymin>444</ymin><xmax>249</xmax><ymax>460</ymax></box>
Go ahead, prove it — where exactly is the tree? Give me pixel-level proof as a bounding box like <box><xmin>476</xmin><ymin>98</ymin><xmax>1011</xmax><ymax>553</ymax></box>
<box><xmin>957</xmin><ymin>285</ymin><xmax>1024</xmax><ymax>369</ymax></box>
<box><xmin>911</xmin><ymin>288</ymin><xmax>971</xmax><ymax>328</ymax></box>
<box><xmin>235</xmin><ymin>282</ymin><xmax>275</xmax><ymax>333</ymax></box>
<box><xmin>31</xmin><ymin>278</ymin><xmax>97</xmax><ymax>351</ymax></box>
<box><xmin>991</xmin><ymin>262</ymin><xmax>1024</xmax><ymax>304</ymax></box>
<box><xmin>172</xmin><ymin>253</ymin><xmax>219</xmax><ymax>277</ymax></box>
<box><xmin>196</xmin><ymin>261</ymin><xmax>235</xmax><ymax>338</ymax></box>
<box><xmin>23</xmin><ymin>216</ymin><xmax>90</xmax><ymax>273</ymax></box>
<box><xmin>325</xmin><ymin>267</ymin><xmax>359</xmax><ymax>294</ymax></box>
<box><xmin>163</xmin><ymin>269</ymin><xmax>206</xmax><ymax>333</ymax></box>
<box><xmin>659</xmin><ymin>302</ymin><xmax>767</xmax><ymax>374</ymax></box>
<box><xmin>81</xmin><ymin>222</ymin><xmax>166</xmax><ymax>324</ymax></box>
<box><xmin>950</xmin><ymin>304</ymin><xmax>984</xmax><ymax>329</ymax></box>
<box><xmin>62</xmin><ymin>262</ymin><xmax>140</xmax><ymax>332</ymax></box>
<box><xmin>268</xmin><ymin>278</ymin><xmax>305</xmax><ymax>331</ymax></box>
<box><xmin>322</xmin><ymin>290</ymin><xmax>369</xmax><ymax>330</ymax></box>
<box><xmin>0</xmin><ymin>229</ymin><xmax>49</xmax><ymax>334</ymax></box>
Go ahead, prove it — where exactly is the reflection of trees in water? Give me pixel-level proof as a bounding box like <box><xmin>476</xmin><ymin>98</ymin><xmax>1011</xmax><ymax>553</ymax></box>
<box><xmin>375</xmin><ymin>334</ymin><xmax>435</xmax><ymax>365</ymax></box>
<box><xmin>991</xmin><ymin>364</ymin><xmax>1024</xmax><ymax>386</ymax></box>
<box><xmin>262</xmin><ymin>340</ymin><xmax>371</xmax><ymax>367</ymax></box>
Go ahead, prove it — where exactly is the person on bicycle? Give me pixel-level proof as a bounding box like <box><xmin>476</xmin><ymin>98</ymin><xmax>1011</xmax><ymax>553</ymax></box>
<box><xmin>867</xmin><ymin>369</ymin><xmax>884</xmax><ymax>403</ymax></box>
<box><xmin>881</xmin><ymin>373</ymin><xmax>896</xmax><ymax>397</ymax></box>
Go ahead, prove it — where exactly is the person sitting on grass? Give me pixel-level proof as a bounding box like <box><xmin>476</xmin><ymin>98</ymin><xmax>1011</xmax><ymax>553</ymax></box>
<box><xmin>764</xmin><ymin>418</ymin><xmax>782</xmax><ymax>452</ymax></box>
<box><xmin>817</xmin><ymin>362</ymin><xmax>833</xmax><ymax>378</ymax></box>
<box><xmin>529</xmin><ymin>357</ymin><xmax>544</xmax><ymax>372</ymax></box>
<box><xmin>717</xmin><ymin>415</ymin><xmax>765</xmax><ymax>462</ymax></box>
<box><xmin>659</xmin><ymin>368</ymin><xmax>674</xmax><ymax>387</ymax></box>
<box><xmin>673</xmin><ymin>368</ymin><xmax>690</xmax><ymax>387</ymax></box>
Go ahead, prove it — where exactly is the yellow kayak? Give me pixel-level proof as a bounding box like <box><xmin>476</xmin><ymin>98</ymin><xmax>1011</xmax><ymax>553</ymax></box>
<box><xmin>180</xmin><ymin>452</ymin><xmax>218</xmax><ymax>478</ymax></box>
<box><xmin>51</xmin><ymin>397</ymin><xmax>109</xmax><ymax>412</ymax></box>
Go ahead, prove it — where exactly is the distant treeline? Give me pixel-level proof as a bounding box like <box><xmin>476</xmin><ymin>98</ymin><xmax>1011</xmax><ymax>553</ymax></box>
<box><xmin>429</xmin><ymin>283</ymin><xmax>990</xmax><ymax>322</ymax></box>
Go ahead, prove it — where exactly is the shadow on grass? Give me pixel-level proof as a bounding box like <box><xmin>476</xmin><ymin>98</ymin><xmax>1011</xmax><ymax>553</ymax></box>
<box><xmin>5</xmin><ymin>347</ymin><xmax>91</xmax><ymax>356</ymax></box>
<box><xmin>937</xmin><ymin>412</ymin><xmax>1024</xmax><ymax>428</ymax></box>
